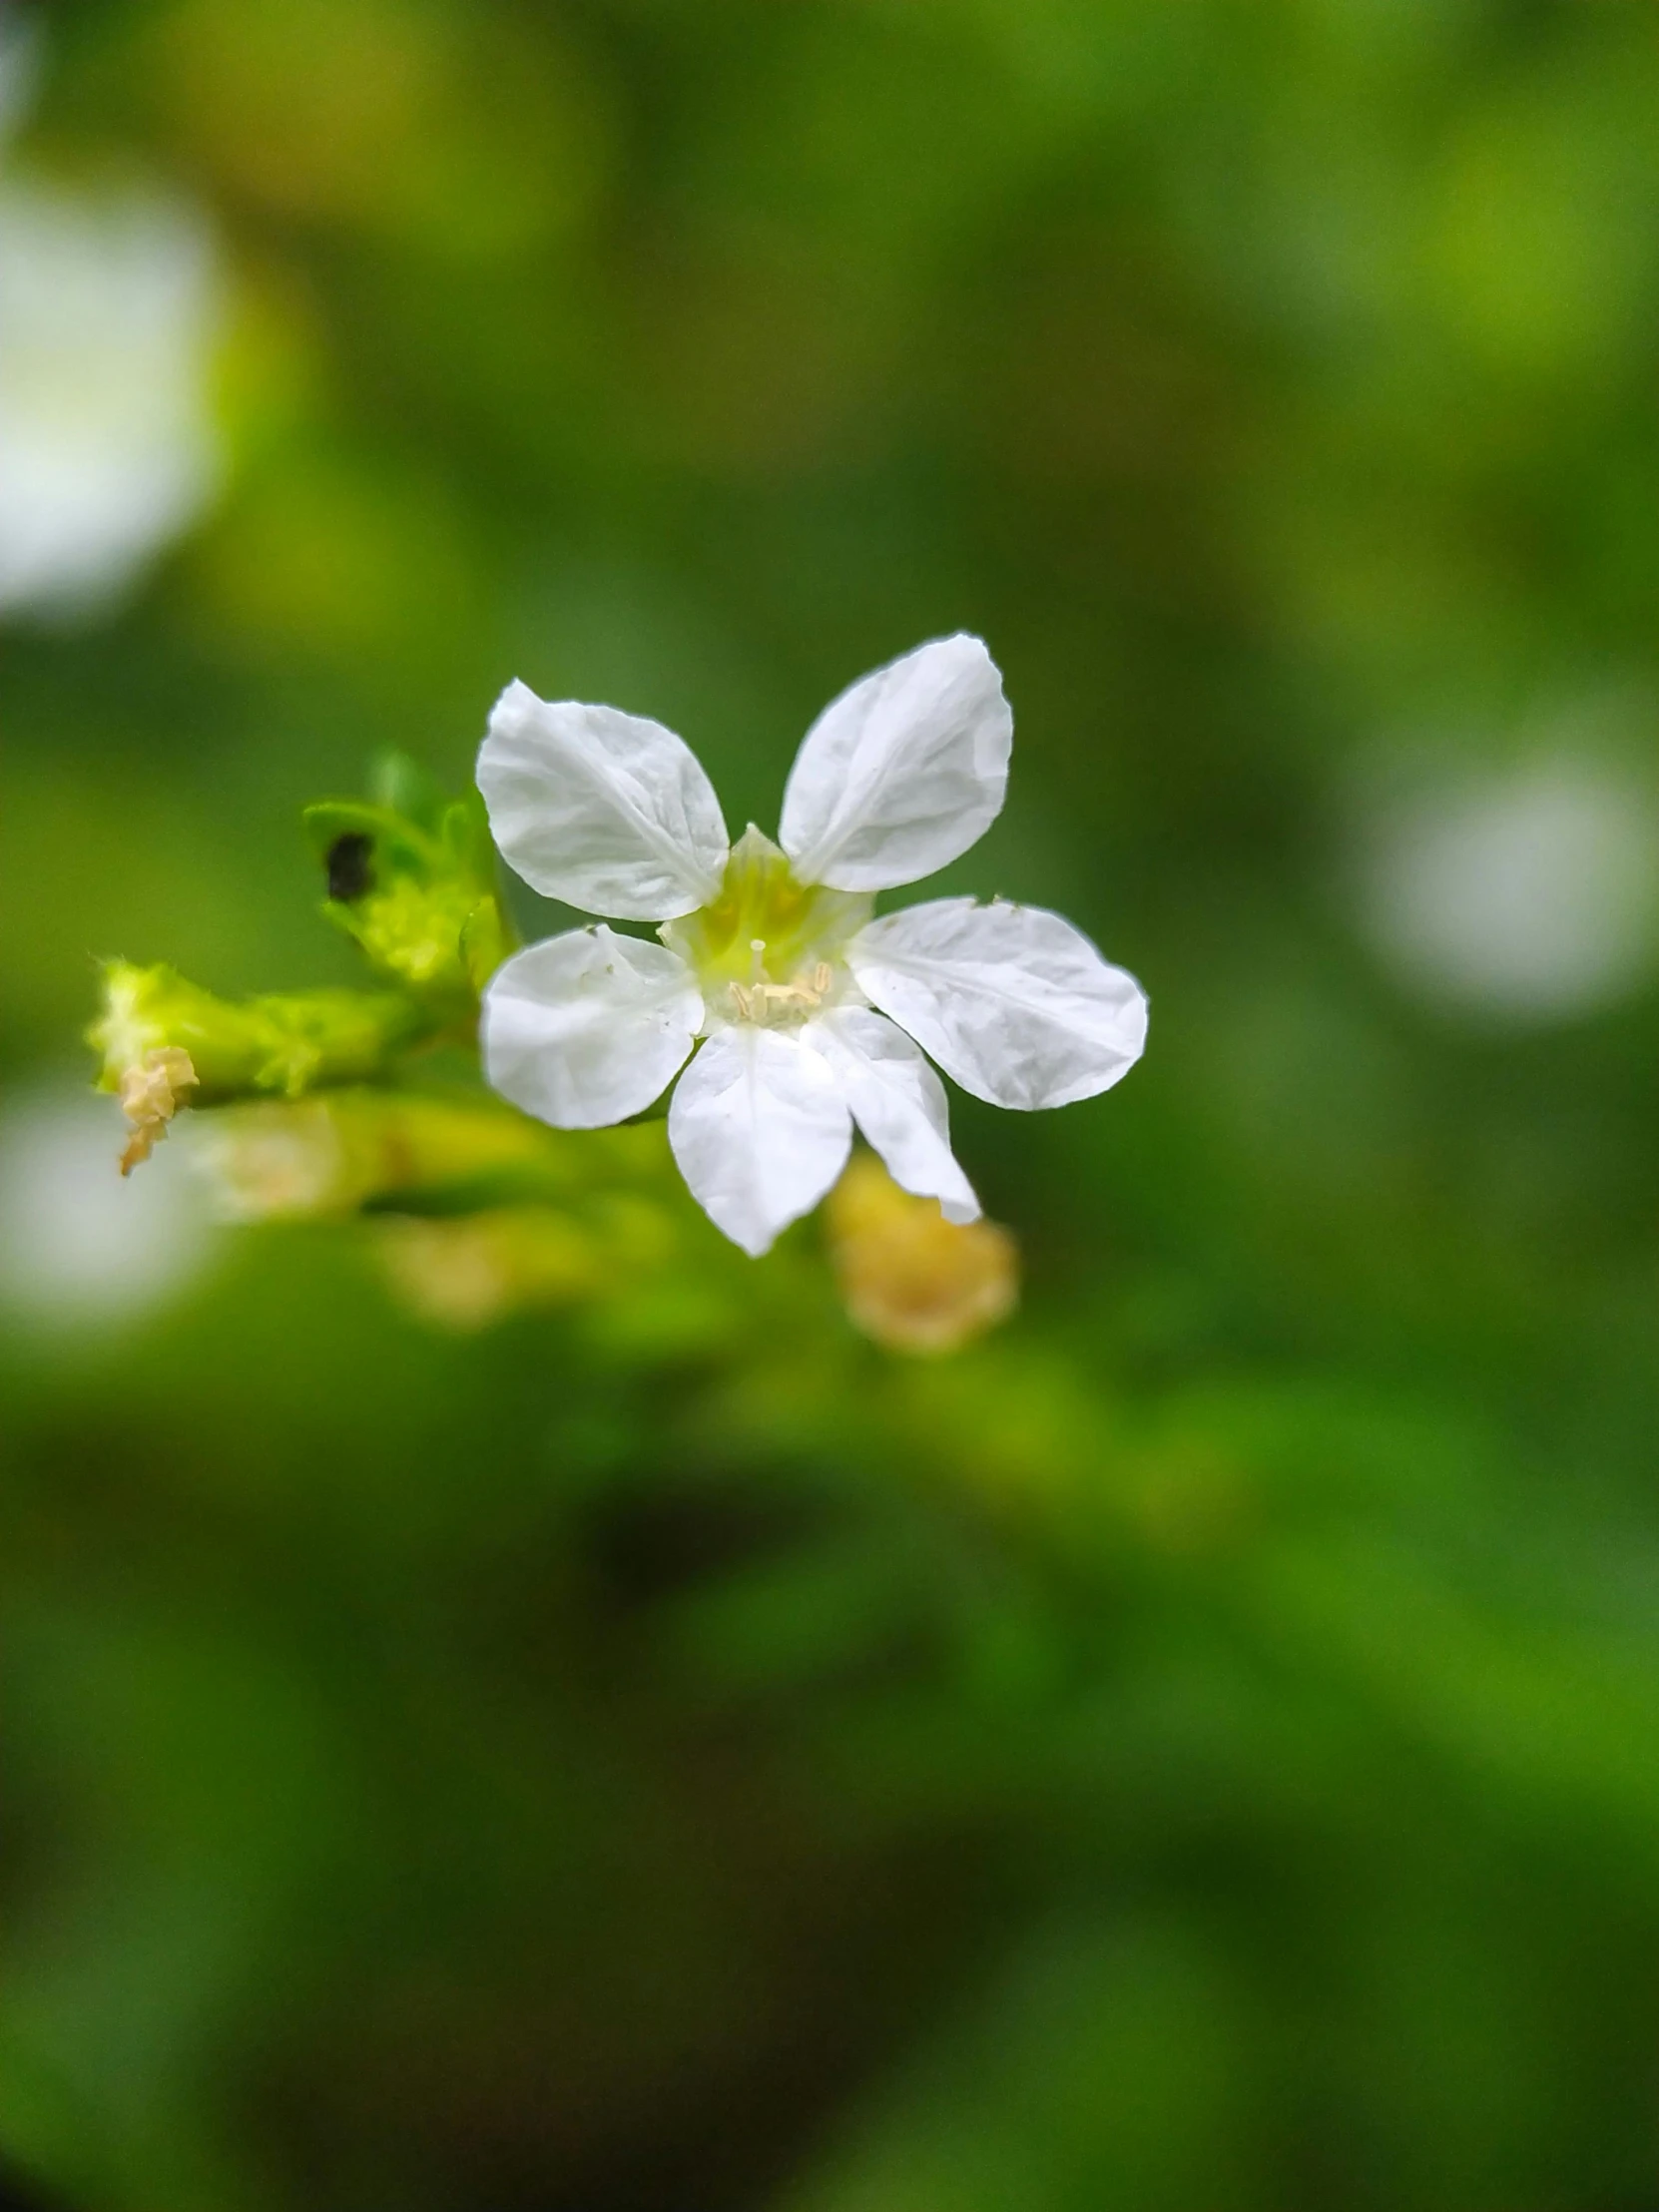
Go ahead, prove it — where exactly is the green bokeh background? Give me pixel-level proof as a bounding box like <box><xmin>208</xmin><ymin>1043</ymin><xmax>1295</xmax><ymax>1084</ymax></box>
<box><xmin>7</xmin><ymin>2</ymin><xmax>1659</xmax><ymax>2206</ymax></box>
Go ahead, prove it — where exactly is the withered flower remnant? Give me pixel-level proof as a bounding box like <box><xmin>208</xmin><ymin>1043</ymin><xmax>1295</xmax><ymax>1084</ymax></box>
<box><xmin>115</xmin><ymin>1045</ymin><xmax>198</xmax><ymax>1174</ymax></box>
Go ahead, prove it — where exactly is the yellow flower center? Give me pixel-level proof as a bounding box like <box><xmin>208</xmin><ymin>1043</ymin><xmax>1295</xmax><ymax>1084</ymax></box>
<box><xmin>662</xmin><ymin>826</ymin><xmax>869</xmax><ymax>1028</ymax></box>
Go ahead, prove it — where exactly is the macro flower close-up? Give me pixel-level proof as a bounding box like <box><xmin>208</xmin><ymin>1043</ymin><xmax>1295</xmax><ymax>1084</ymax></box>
<box><xmin>14</xmin><ymin>5</ymin><xmax>1659</xmax><ymax>2210</ymax></box>
<box><xmin>478</xmin><ymin>634</ymin><xmax>1149</xmax><ymax>1253</ymax></box>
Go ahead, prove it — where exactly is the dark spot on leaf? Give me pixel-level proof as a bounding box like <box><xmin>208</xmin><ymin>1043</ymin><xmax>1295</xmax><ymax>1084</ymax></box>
<box><xmin>326</xmin><ymin>831</ymin><xmax>374</xmax><ymax>902</ymax></box>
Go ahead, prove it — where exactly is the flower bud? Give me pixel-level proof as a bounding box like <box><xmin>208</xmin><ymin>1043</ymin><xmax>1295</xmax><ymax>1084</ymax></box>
<box><xmin>305</xmin><ymin>778</ymin><xmax>509</xmax><ymax>1002</ymax></box>
<box><xmin>371</xmin><ymin>1208</ymin><xmax>602</xmax><ymax>1331</ymax></box>
<box><xmin>826</xmin><ymin>1154</ymin><xmax>1018</xmax><ymax>1356</ymax></box>
<box><xmin>88</xmin><ymin>961</ymin><xmax>436</xmax><ymax>1163</ymax></box>
<box><xmin>192</xmin><ymin>1090</ymin><xmax>563</xmax><ymax>1221</ymax></box>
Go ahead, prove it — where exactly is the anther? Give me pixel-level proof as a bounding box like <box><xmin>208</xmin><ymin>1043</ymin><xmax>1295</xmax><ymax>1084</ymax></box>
<box><xmin>729</xmin><ymin>957</ymin><xmax>835</xmax><ymax>1027</ymax></box>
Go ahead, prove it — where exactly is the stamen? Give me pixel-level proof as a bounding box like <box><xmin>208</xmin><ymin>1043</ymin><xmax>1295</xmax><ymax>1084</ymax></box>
<box><xmin>728</xmin><ymin>961</ymin><xmax>837</xmax><ymax>1026</ymax></box>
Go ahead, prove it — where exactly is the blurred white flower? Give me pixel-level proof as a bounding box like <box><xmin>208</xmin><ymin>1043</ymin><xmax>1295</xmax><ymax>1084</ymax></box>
<box><xmin>0</xmin><ymin>1085</ymin><xmax>218</xmax><ymax>1331</ymax></box>
<box><xmin>0</xmin><ymin>183</ymin><xmax>222</xmax><ymax>615</ymax></box>
<box><xmin>0</xmin><ymin>11</ymin><xmax>223</xmax><ymax>618</ymax></box>
<box><xmin>479</xmin><ymin>634</ymin><xmax>1148</xmax><ymax>1255</ymax></box>
<box><xmin>1357</xmin><ymin>753</ymin><xmax>1659</xmax><ymax>1021</ymax></box>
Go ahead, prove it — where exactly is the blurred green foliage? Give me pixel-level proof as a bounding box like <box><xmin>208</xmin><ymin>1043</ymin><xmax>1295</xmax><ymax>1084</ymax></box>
<box><xmin>7</xmin><ymin>1</ymin><xmax>1659</xmax><ymax>2208</ymax></box>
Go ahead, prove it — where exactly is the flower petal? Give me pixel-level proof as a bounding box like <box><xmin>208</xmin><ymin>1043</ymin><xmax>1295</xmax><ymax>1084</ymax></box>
<box><xmin>779</xmin><ymin>634</ymin><xmax>1012</xmax><ymax>892</ymax></box>
<box><xmin>668</xmin><ymin>1025</ymin><xmax>851</xmax><ymax>1257</ymax></box>
<box><xmin>807</xmin><ymin>1007</ymin><xmax>979</xmax><ymax>1224</ymax></box>
<box><xmin>477</xmin><ymin>679</ymin><xmax>730</xmax><ymax>921</ymax></box>
<box><xmin>848</xmin><ymin>897</ymin><xmax>1147</xmax><ymax>1111</ymax></box>
<box><xmin>483</xmin><ymin>925</ymin><xmax>702</xmax><ymax>1129</ymax></box>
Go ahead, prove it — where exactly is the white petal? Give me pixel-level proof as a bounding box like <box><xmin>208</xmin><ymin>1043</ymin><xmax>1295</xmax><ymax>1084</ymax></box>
<box><xmin>779</xmin><ymin>635</ymin><xmax>1012</xmax><ymax>892</ymax></box>
<box><xmin>477</xmin><ymin>679</ymin><xmax>730</xmax><ymax>921</ymax></box>
<box><xmin>807</xmin><ymin>1007</ymin><xmax>979</xmax><ymax>1224</ymax></box>
<box><xmin>848</xmin><ymin>898</ymin><xmax>1147</xmax><ymax>1111</ymax></box>
<box><xmin>482</xmin><ymin>926</ymin><xmax>702</xmax><ymax>1130</ymax></box>
<box><xmin>668</xmin><ymin>1026</ymin><xmax>851</xmax><ymax>1257</ymax></box>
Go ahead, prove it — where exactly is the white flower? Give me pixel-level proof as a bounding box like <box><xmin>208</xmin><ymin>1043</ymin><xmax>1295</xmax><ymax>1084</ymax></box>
<box><xmin>0</xmin><ymin>1085</ymin><xmax>218</xmax><ymax>1331</ymax></box>
<box><xmin>1357</xmin><ymin>751</ymin><xmax>1659</xmax><ymax>1023</ymax></box>
<box><xmin>0</xmin><ymin>180</ymin><xmax>221</xmax><ymax>617</ymax></box>
<box><xmin>477</xmin><ymin>634</ymin><xmax>1148</xmax><ymax>1255</ymax></box>
<box><xmin>0</xmin><ymin>2</ymin><xmax>222</xmax><ymax>622</ymax></box>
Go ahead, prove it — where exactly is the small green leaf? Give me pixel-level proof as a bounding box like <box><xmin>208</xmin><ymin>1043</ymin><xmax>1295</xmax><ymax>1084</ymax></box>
<box><xmin>367</xmin><ymin>750</ymin><xmax>449</xmax><ymax>831</ymax></box>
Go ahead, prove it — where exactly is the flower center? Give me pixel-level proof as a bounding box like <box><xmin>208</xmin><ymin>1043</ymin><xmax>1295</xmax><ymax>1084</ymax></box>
<box><xmin>661</xmin><ymin>825</ymin><xmax>870</xmax><ymax>1030</ymax></box>
<box><xmin>729</xmin><ymin>943</ymin><xmax>834</xmax><ymax>1025</ymax></box>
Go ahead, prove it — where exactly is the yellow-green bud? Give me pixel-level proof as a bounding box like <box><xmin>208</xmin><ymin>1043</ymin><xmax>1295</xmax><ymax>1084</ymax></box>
<box><xmin>89</xmin><ymin>961</ymin><xmax>435</xmax><ymax>1113</ymax></box>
